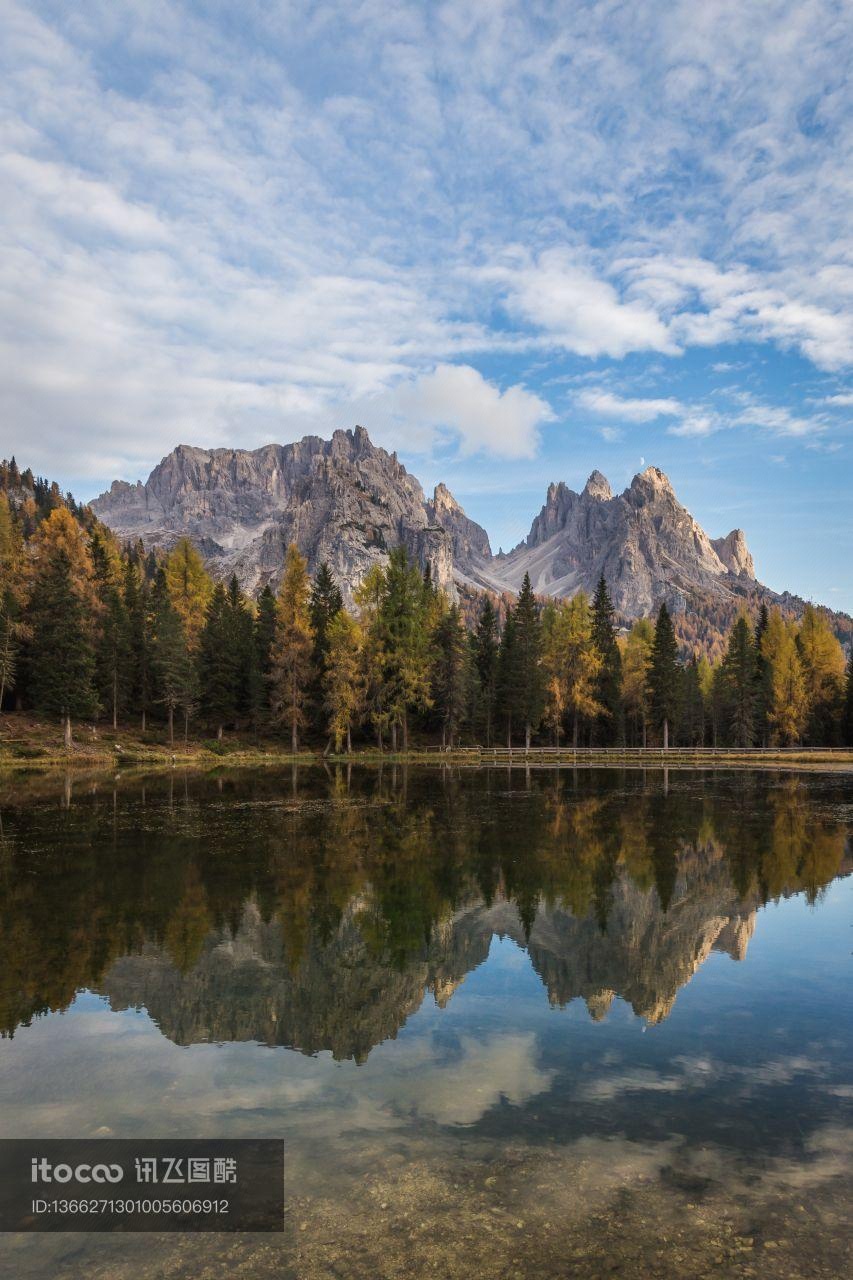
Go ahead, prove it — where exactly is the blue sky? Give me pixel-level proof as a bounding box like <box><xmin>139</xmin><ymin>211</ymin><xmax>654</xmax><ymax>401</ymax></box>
<box><xmin>0</xmin><ymin>1</ymin><xmax>851</xmax><ymax>607</ymax></box>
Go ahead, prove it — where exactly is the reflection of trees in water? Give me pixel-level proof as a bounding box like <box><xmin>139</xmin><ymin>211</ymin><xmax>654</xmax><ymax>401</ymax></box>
<box><xmin>0</xmin><ymin>768</ymin><xmax>848</xmax><ymax>1040</ymax></box>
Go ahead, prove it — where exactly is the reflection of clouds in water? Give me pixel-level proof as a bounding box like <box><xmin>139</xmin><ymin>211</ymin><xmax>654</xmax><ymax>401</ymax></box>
<box><xmin>381</xmin><ymin>1033</ymin><xmax>554</xmax><ymax>1125</ymax></box>
<box><xmin>579</xmin><ymin>1053</ymin><xmax>834</xmax><ymax>1101</ymax></box>
<box><xmin>0</xmin><ymin>1002</ymin><xmax>551</xmax><ymax>1137</ymax></box>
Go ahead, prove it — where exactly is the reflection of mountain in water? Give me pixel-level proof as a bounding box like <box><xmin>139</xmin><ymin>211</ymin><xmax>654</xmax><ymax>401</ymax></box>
<box><xmin>0</xmin><ymin>768</ymin><xmax>849</xmax><ymax>1058</ymax></box>
<box><xmin>98</xmin><ymin>845</ymin><xmax>769</xmax><ymax>1057</ymax></box>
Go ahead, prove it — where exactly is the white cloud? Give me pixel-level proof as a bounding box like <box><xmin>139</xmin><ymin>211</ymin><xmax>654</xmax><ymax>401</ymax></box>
<box><xmin>485</xmin><ymin>250</ymin><xmax>677</xmax><ymax>359</ymax></box>
<box><xmin>824</xmin><ymin>393</ymin><xmax>853</xmax><ymax>406</ymax></box>
<box><xmin>0</xmin><ymin>0</ymin><xmax>851</xmax><ymax>488</ymax></box>
<box><xmin>578</xmin><ymin>389</ymin><xmax>683</xmax><ymax>422</ymax></box>
<box><xmin>354</xmin><ymin>364</ymin><xmax>552</xmax><ymax>458</ymax></box>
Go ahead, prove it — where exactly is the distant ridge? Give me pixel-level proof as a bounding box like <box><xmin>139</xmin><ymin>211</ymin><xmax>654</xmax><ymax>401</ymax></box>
<box><xmin>91</xmin><ymin>427</ymin><xmax>851</xmax><ymax>655</ymax></box>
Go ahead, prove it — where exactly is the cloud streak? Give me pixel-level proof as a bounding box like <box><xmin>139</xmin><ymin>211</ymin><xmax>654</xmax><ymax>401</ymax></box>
<box><xmin>0</xmin><ymin>1</ymin><xmax>850</xmax><ymax>486</ymax></box>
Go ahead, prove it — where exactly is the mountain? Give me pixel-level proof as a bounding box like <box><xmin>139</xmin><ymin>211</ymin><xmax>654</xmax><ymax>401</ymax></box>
<box><xmin>91</xmin><ymin>427</ymin><xmax>851</xmax><ymax>649</ymax></box>
<box><xmin>91</xmin><ymin>427</ymin><xmax>462</xmax><ymax>602</ymax></box>
<box><xmin>462</xmin><ymin>464</ymin><xmax>757</xmax><ymax>619</ymax></box>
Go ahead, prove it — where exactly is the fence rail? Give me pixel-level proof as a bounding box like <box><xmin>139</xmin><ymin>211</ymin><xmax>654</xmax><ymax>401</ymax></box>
<box><xmin>397</xmin><ymin>746</ymin><xmax>853</xmax><ymax>760</ymax></box>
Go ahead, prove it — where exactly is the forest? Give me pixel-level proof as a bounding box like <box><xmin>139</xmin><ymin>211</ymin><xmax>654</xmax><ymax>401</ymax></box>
<box><xmin>1</xmin><ymin>457</ymin><xmax>852</xmax><ymax>752</ymax></box>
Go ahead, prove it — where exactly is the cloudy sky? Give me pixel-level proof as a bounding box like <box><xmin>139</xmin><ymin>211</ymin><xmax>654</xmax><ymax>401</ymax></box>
<box><xmin>1</xmin><ymin>1</ymin><xmax>851</xmax><ymax>606</ymax></box>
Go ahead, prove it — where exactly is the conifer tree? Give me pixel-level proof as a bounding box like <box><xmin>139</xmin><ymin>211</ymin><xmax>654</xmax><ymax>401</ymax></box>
<box><xmin>796</xmin><ymin>604</ymin><xmax>846</xmax><ymax>745</ymax></box>
<box><xmin>225</xmin><ymin>573</ymin><xmax>256</xmax><ymax>725</ymax></box>
<box><xmin>269</xmin><ymin>545</ymin><xmax>314</xmax><ymax>753</ymax></box>
<box><xmin>377</xmin><ymin>546</ymin><xmax>432</xmax><ymax>750</ymax></box>
<box><xmin>621</xmin><ymin>618</ymin><xmax>654</xmax><ymax>746</ymax></box>
<box><xmin>323</xmin><ymin>611</ymin><xmax>365</xmax><ymax>752</ymax></box>
<box><xmin>309</xmin><ymin>561</ymin><xmax>343</xmax><ymax>663</ymax></box>
<box><xmin>354</xmin><ymin>564</ymin><xmax>391</xmax><ymax>749</ymax></box>
<box><xmin>0</xmin><ymin>493</ymin><xmax>22</xmax><ymax>711</ymax></box>
<box><xmin>28</xmin><ymin>547</ymin><xmax>98</xmax><ymax>740</ymax></box>
<box><xmin>164</xmin><ymin>538</ymin><xmax>212</xmax><ymax>650</ymax></box>
<box><xmin>308</xmin><ymin>561</ymin><xmax>343</xmax><ymax>728</ymax></box>
<box><xmin>251</xmin><ymin>584</ymin><xmax>278</xmax><ymax>729</ymax></box>
<box><xmin>152</xmin><ymin>570</ymin><xmax>196</xmax><ymax>745</ymax></box>
<box><xmin>513</xmin><ymin>573</ymin><xmax>543</xmax><ymax>748</ymax></box>
<box><xmin>123</xmin><ymin>557</ymin><xmax>154</xmax><ymax>731</ymax></box>
<box><xmin>590</xmin><ymin>576</ymin><xmax>622</xmax><ymax>744</ymax></box>
<box><xmin>90</xmin><ymin>530</ymin><xmax>132</xmax><ymax>728</ymax></box>
<box><xmin>842</xmin><ymin>649</ymin><xmax>853</xmax><ymax>748</ymax></box>
<box><xmin>761</xmin><ymin>610</ymin><xmax>807</xmax><ymax>745</ymax></box>
<box><xmin>431</xmin><ymin>604</ymin><xmax>469</xmax><ymax>748</ymax></box>
<box><xmin>472</xmin><ymin>597</ymin><xmax>499</xmax><ymax>746</ymax></box>
<box><xmin>753</xmin><ymin>605</ymin><xmax>771</xmax><ymax>747</ymax></box>
<box><xmin>648</xmin><ymin>603</ymin><xmax>680</xmax><ymax>749</ymax></box>
<box><xmin>197</xmin><ymin>583</ymin><xmax>238</xmax><ymax>737</ymax></box>
<box><xmin>721</xmin><ymin>615</ymin><xmax>757</xmax><ymax>747</ymax></box>
<box><xmin>680</xmin><ymin>655</ymin><xmax>705</xmax><ymax>746</ymax></box>
<box><xmin>541</xmin><ymin>595</ymin><xmax>602</xmax><ymax>746</ymax></box>
<box><xmin>471</xmin><ymin>593</ymin><xmax>499</xmax><ymax>747</ymax></box>
<box><xmin>495</xmin><ymin>611</ymin><xmax>519</xmax><ymax>746</ymax></box>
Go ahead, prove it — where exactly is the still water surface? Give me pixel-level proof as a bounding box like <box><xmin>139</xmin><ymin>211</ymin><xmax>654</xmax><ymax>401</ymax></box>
<box><xmin>0</xmin><ymin>766</ymin><xmax>850</xmax><ymax>1278</ymax></box>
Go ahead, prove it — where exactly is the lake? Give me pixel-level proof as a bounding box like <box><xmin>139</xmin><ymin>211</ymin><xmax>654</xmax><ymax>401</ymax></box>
<box><xmin>0</xmin><ymin>766</ymin><xmax>850</xmax><ymax>1278</ymax></box>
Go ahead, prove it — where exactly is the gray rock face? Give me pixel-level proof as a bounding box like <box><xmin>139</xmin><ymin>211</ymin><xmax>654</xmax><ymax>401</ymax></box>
<box><xmin>467</xmin><ymin>464</ymin><xmax>757</xmax><ymax>617</ymax></box>
<box><xmin>711</xmin><ymin>528</ymin><xmax>755</xmax><ymax>578</ymax></box>
<box><xmin>91</xmin><ymin>427</ymin><xmax>482</xmax><ymax>603</ymax></box>
<box><xmin>92</xmin><ymin>431</ymin><xmax>761</xmax><ymax>618</ymax></box>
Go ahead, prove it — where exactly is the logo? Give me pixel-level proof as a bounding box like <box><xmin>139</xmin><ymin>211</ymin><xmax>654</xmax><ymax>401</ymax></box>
<box><xmin>31</xmin><ymin>1158</ymin><xmax>123</xmax><ymax>1184</ymax></box>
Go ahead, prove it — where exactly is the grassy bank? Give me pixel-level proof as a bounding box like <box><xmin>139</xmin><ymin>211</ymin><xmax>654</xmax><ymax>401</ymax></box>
<box><xmin>2</xmin><ymin>713</ymin><xmax>853</xmax><ymax>773</ymax></box>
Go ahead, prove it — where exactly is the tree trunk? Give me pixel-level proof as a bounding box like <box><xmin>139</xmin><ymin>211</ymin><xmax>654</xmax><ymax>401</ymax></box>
<box><xmin>391</xmin><ymin>722</ymin><xmax>397</xmax><ymax>752</ymax></box>
<box><xmin>291</xmin><ymin>717</ymin><xmax>298</xmax><ymax>755</ymax></box>
<box><xmin>663</xmin><ymin>718</ymin><xmax>669</xmax><ymax>750</ymax></box>
<box><xmin>184</xmin><ymin>712</ymin><xmax>189</xmax><ymax>746</ymax></box>
<box><xmin>112</xmin><ymin>672</ymin><xmax>118</xmax><ymax>730</ymax></box>
<box><xmin>441</xmin><ymin>725</ymin><xmax>446</xmax><ymax>749</ymax></box>
<box><xmin>573</xmin><ymin>714</ymin><xmax>579</xmax><ymax>748</ymax></box>
<box><xmin>346</xmin><ymin>726</ymin><xmax>351</xmax><ymax>754</ymax></box>
<box><xmin>507</xmin><ymin>716</ymin><xmax>512</xmax><ymax>749</ymax></box>
<box><xmin>141</xmin><ymin>708</ymin><xmax>146</xmax><ymax>732</ymax></box>
<box><xmin>168</xmin><ymin>706</ymin><xmax>174</xmax><ymax>747</ymax></box>
<box><xmin>642</xmin><ymin>717</ymin><xmax>647</xmax><ymax>749</ymax></box>
<box><xmin>402</xmin><ymin>714</ymin><xmax>408</xmax><ymax>752</ymax></box>
<box><xmin>217</xmin><ymin>723</ymin><xmax>223</xmax><ymax>740</ymax></box>
<box><xmin>64</xmin><ymin>714</ymin><xmax>72</xmax><ymax>750</ymax></box>
<box><xmin>525</xmin><ymin>721</ymin><xmax>531</xmax><ymax>750</ymax></box>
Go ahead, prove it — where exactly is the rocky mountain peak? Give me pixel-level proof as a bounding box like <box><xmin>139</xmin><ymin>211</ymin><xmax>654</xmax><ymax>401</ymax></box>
<box><xmin>711</xmin><ymin>528</ymin><xmax>755</xmax><ymax>579</ymax></box>
<box><xmin>92</xmin><ymin>429</ymin><xmax>774</xmax><ymax>630</ymax></box>
<box><xmin>631</xmin><ymin>465</ymin><xmax>674</xmax><ymax>498</ymax></box>
<box><xmin>583</xmin><ymin>470</ymin><xmax>612</xmax><ymax>501</ymax></box>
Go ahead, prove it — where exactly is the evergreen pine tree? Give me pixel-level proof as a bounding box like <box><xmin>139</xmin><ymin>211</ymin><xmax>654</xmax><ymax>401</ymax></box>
<box><xmin>495</xmin><ymin>611</ymin><xmax>519</xmax><ymax>746</ymax></box>
<box><xmin>197</xmin><ymin>583</ymin><xmax>238</xmax><ymax>737</ymax></box>
<box><xmin>472</xmin><ymin>597</ymin><xmax>499</xmax><ymax>746</ymax></box>
<box><xmin>28</xmin><ymin>547</ymin><xmax>98</xmax><ymax>736</ymax></box>
<box><xmin>648</xmin><ymin>603</ymin><xmax>680</xmax><ymax>749</ymax></box>
<box><xmin>91</xmin><ymin>531</ymin><xmax>132</xmax><ymax>729</ymax></box>
<box><xmin>753</xmin><ymin>605</ymin><xmax>771</xmax><ymax>747</ymax></box>
<box><xmin>251</xmin><ymin>584</ymin><xmax>278</xmax><ymax>729</ymax></box>
<box><xmin>680</xmin><ymin>655</ymin><xmax>705</xmax><ymax>746</ymax></box>
<box><xmin>590</xmin><ymin>576</ymin><xmax>623</xmax><ymax>744</ymax></box>
<box><xmin>269</xmin><ymin>545</ymin><xmax>315</xmax><ymax>752</ymax></box>
<box><xmin>225</xmin><ymin>574</ymin><xmax>256</xmax><ymax>725</ymax></box>
<box><xmin>431</xmin><ymin>604</ymin><xmax>469</xmax><ymax>748</ymax></box>
<box><xmin>377</xmin><ymin>546</ymin><xmax>432</xmax><ymax>750</ymax></box>
<box><xmin>720</xmin><ymin>616</ymin><xmax>757</xmax><ymax>747</ymax></box>
<box><xmin>513</xmin><ymin>573</ymin><xmax>543</xmax><ymax>748</ymax></box>
<box><xmin>308</xmin><ymin>561</ymin><xmax>343</xmax><ymax>727</ymax></box>
<box><xmin>152</xmin><ymin>570</ymin><xmax>196</xmax><ymax>745</ymax></box>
